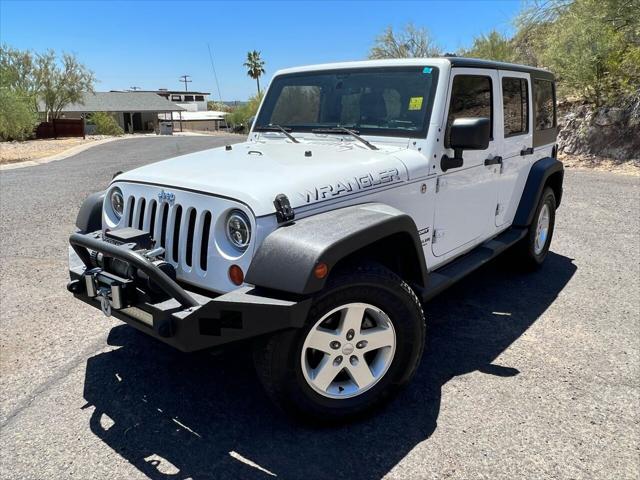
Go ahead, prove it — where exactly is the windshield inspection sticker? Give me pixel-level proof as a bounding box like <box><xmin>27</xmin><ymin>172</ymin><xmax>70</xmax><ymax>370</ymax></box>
<box><xmin>408</xmin><ymin>97</ymin><xmax>424</xmax><ymax>110</ymax></box>
<box><xmin>422</xmin><ymin>67</ymin><xmax>433</xmax><ymax>74</ymax></box>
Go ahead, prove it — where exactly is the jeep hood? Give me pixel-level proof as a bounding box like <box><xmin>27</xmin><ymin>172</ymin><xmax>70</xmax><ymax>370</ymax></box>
<box><xmin>116</xmin><ymin>141</ymin><xmax>411</xmax><ymax>217</ymax></box>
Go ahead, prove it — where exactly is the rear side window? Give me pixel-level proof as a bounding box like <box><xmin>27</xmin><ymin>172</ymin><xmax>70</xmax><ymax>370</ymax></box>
<box><xmin>502</xmin><ymin>77</ymin><xmax>529</xmax><ymax>136</ymax></box>
<box><xmin>446</xmin><ymin>75</ymin><xmax>492</xmax><ymax>146</ymax></box>
<box><xmin>534</xmin><ymin>79</ymin><xmax>555</xmax><ymax>130</ymax></box>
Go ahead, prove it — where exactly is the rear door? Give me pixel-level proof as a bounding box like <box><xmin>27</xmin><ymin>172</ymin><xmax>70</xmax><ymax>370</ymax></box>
<box><xmin>495</xmin><ymin>72</ymin><xmax>533</xmax><ymax>227</ymax></box>
<box><xmin>432</xmin><ymin>68</ymin><xmax>500</xmax><ymax>258</ymax></box>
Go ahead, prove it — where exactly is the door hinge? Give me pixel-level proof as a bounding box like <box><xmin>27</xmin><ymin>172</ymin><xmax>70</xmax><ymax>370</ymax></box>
<box><xmin>432</xmin><ymin>229</ymin><xmax>445</xmax><ymax>243</ymax></box>
<box><xmin>495</xmin><ymin>203</ymin><xmax>502</xmax><ymax>216</ymax></box>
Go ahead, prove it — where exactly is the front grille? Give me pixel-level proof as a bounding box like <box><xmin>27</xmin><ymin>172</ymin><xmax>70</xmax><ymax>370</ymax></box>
<box><xmin>123</xmin><ymin>194</ymin><xmax>213</xmax><ymax>273</ymax></box>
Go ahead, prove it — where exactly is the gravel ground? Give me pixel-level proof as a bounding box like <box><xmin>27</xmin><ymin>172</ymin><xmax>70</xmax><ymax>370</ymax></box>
<box><xmin>0</xmin><ymin>136</ymin><xmax>115</xmax><ymax>164</ymax></box>
<box><xmin>0</xmin><ymin>137</ymin><xmax>638</xmax><ymax>479</ymax></box>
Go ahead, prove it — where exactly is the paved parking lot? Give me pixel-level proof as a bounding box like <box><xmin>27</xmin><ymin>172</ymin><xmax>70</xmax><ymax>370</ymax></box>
<box><xmin>0</xmin><ymin>136</ymin><xmax>638</xmax><ymax>479</ymax></box>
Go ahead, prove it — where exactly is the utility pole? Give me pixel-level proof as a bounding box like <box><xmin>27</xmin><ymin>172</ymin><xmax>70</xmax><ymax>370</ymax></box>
<box><xmin>179</xmin><ymin>75</ymin><xmax>192</xmax><ymax>92</ymax></box>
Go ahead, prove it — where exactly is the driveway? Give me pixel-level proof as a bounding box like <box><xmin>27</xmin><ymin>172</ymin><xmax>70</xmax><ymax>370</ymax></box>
<box><xmin>0</xmin><ymin>137</ymin><xmax>638</xmax><ymax>479</ymax></box>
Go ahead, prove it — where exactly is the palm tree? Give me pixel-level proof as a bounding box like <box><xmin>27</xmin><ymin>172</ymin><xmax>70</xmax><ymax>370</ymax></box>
<box><xmin>244</xmin><ymin>50</ymin><xmax>266</xmax><ymax>95</ymax></box>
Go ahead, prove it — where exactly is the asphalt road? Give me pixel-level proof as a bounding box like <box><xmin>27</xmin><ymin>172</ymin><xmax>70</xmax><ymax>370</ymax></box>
<box><xmin>0</xmin><ymin>136</ymin><xmax>638</xmax><ymax>480</ymax></box>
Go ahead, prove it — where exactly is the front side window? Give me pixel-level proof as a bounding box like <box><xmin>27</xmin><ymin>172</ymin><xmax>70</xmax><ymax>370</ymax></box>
<box><xmin>255</xmin><ymin>66</ymin><xmax>439</xmax><ymax>138</ymax></box>
<box><xmin>502</xmin><ymin>77</ymin><xmax>529</xmax><ymax>136</ymax></box>
<box><xmin>446</xmin><ymin>75</ymin><xmax>492</xmax><ymax>146</ymax></box>
<box><xmin>534</xmin><ymin>79</ymin><xmax>555</xmax><ymax>130</ymax></box>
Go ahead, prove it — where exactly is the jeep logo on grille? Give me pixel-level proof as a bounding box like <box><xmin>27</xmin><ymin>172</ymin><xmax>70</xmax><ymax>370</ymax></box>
<box><xmin>158</xmin><ymin>190</ymin><xmax>175</xmax><ymax>205</ymax></box>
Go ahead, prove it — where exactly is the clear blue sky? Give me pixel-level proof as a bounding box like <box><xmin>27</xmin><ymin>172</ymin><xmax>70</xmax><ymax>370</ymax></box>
<box><xmin>0</xmin><ymin>0</ymin><xmax>523</xmax><ymax>101</ymax></box>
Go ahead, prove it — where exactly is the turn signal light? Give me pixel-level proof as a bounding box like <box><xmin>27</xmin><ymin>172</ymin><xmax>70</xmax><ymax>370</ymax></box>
<box><xmin>314</xmin><ymin>262</ymin><xmax>329</xmax><ymax>279</ymax></box>
<box><xmin>229</xmin><ymin>264</ymin><xmax>244</xmax><ymax>285</ymax></box>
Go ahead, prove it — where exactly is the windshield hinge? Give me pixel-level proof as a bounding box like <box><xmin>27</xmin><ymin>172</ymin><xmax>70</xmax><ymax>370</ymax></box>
<box><xmin>432</xmin><ymin>229</ymin><xmax>445</xmax><ymax>243</ymax></box>
<box><xmin>273</xmin><ymin>194</ymin><xmax>295</xmax><ymax>224</ymax></box>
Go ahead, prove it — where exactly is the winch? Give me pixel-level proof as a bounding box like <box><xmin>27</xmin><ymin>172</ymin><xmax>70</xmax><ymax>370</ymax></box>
<box><xmin>87</xmin><ymin>227</ymin><xmax>176</xmax><ymax>302</ymax></box>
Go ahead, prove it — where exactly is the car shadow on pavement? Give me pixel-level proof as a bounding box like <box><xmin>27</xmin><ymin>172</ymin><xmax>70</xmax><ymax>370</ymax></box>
<box><xmin>82</xmin><ymin>252</ymin><xmax>576</xmax><ymax>480</ymax></box>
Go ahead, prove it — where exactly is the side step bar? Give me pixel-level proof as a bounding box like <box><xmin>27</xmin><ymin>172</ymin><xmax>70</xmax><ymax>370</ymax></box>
<box><xmin>424</xmin><ymin>227</ymin><xmax>528</xmax><ymax>301</ymax></box>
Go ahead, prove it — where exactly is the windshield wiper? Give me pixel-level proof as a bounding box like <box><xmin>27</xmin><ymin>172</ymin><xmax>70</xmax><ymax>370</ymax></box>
<box><xmin>311</xmin><ymin>127</ymin><xmax>378</xmax><ymax>150</ymax></box>
<box><xmin>255</xmin><ymin>124</ymin><xmax>299</xmax><ymax>143</ymax></box>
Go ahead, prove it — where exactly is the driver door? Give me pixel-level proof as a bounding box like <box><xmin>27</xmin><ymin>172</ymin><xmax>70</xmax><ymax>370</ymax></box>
<box><xmin>432</xmin><ymin>68</ymin><xmax>501</xmax><ymax>259</ymax></box>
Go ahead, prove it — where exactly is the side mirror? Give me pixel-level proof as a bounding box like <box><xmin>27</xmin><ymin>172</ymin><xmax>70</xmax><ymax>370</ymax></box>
<box><xmin>441</xmin><ymin>117</ymin><xmax>491</xmax><ymax>171</ymax></box>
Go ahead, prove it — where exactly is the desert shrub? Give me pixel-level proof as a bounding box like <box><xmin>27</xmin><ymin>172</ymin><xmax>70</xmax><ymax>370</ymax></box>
<box><xmin>0</xmin><ymin>89</ymin><xmax>38</xmax><ymax>141</ymax></box>
<box><xmin>225</xmin><ymin>93</ymin><xmax>263</xmax><ymax>132</ymax></box>
<box><xmin>91</xmin><ymin>112</ymin><xmax>123</xmax><ymax>136</ymax></box>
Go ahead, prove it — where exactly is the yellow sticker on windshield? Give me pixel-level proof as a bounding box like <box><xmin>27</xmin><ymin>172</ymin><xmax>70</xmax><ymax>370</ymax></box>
<box><xmin>408</xmin><ymin>97</ymin><xmax>423</xmax><ymax>110</ymax></box>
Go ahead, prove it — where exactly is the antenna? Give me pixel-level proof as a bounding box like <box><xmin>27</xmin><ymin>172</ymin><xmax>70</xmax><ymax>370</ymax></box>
<box><xmin>207</xmin><ymin>43</ymin><xmax>224</xmax><ymax>104</ymax></box>
<box><xmin>179</xmin><ymin>75</ymin><xmax>192</xmax><ymax>92</ymax></box>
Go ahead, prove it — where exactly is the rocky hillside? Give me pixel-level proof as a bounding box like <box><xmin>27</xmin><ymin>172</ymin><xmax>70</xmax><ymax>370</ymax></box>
<box><xmin>557</xmin><ymin>95</ymin><xmax>640</xmax><ymax>163</ymax></box>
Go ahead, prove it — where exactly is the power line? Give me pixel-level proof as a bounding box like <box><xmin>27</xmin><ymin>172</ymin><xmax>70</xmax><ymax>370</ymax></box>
<box><xmin>207</xmin><ymin>43</ymin><xmax>223</xmax><ymax>104</ymax></box>
<box><xmin>179</xmin><ymin>75</ymin><xmax>192</xmax><ymax>92</ymax></box>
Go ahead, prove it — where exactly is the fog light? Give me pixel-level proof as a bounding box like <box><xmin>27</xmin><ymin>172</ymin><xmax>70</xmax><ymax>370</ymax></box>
<box><xmin>228</xmin><ymin>264</ymin><xmax>244</xmax><ymax>285</ymax></box>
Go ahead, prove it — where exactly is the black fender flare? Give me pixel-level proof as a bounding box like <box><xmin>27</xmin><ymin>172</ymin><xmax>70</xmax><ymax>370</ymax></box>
<box><xmin>245</xmin><ymin>203</ymin><xmax>428</xmax><ymax>295</ymax></box>
<box><xmin>513</xmin><ymin>157</ymin><xmax>564</xmax><ymax>227</ymax></box>
<box><xmin>76</xmin><ymin>191</ymin><xmax>105</xmax><ymax>233</ymax></box>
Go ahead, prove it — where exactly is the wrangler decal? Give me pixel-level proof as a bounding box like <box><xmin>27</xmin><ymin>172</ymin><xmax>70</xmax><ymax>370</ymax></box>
<box><xmin>300</xmin><ymin>168</ymin><xmax>401</xmax><ymax>203</ymax></box>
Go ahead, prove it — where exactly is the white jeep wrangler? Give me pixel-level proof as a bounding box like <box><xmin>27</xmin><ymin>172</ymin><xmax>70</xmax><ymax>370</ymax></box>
<box><xmin>68</xmin><ymin>57</ymin><xmax>563</xmax><ymax>422</ymax></box>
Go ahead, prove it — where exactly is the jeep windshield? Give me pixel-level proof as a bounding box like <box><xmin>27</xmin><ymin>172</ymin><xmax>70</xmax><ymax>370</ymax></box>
<box><xmin>254</xmin><ymin>66</ymin><xmax>439</xmax><ymax>139</ymax></box>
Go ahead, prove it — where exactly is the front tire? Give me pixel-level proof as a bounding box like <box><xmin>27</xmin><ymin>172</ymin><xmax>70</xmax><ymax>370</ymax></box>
<box><xmin>253</xmin><ymin>263</ymin><xmax>425</xmax><ymax>423</ymax></box>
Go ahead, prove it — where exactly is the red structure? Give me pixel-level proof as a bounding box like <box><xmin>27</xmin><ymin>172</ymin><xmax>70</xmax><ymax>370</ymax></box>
<box><xmin>36</xmin><ymin>119</ymin><xmax>84</xmax><ymax>139</ymax></box>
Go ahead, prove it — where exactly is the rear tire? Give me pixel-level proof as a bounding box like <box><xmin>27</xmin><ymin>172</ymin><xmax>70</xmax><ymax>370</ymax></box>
<box><xmin>253</xmin><ymin>263</ymin><xmax>425</xmax><ymax>423</ymax></box>
<box><xmin>514</xmin><ymin>187</ymin><xmax>556</xmax><ymax>269</ymax></box>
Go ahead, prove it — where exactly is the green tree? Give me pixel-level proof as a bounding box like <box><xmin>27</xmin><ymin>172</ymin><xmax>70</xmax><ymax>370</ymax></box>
<box><xmin>207</xmin><ymin>101</ymin><xmax>232</xmax><ymax>112</ymax></box>
<box><xmin>0</xmin><ymin>45</ymin><xmax>40</xmax><ymax>110</ymax></box>
<box><xmin>0</xmin><ymin>88</ymin><xmax>38</xmax><ymax>140</ymax></box>
<box><xmin>517</xmin><ymin>0</ymin><xmax>640</xmax><ymax>105</ymax></box>
<box><xmin>244</xmin><ymin>51</ymin><xmax>266</xmax><ymax>95</ymax></box>
<box><xmin>37</xmin><ymin>50</ymin><xmax>95</xmax><ymax>120</ymax></box>
<box><xmin>463</xmin><ymin>30</ymin><xmax>517</xmax><ymax>63</ymax></box>
<box><xmin>369</xmin><ymin>23</ymin><xmax>442</xmax><ymax>59</ymax></box>
<box><xmin>0</xmin><ymin>45</ymin><xmax>94</xmax><ymax>120</ymax></box>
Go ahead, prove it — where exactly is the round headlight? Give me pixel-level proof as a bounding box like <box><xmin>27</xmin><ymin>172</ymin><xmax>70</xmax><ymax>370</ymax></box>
<box><xmin>226</xmin><ymin>210</ymin><xmax>251</xmax><ymax>250</ymax></box>
<box><xmin>109</xmin><ymin>187</ymin><xmax>124</xmax><ymax>219</ymax></box>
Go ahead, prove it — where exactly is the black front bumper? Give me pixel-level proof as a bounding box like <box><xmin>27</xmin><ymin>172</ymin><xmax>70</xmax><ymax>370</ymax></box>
<box><xmin>68</xmin><ymin>232</ymin><xmax>311</xmax><ymax>352</ymax></box>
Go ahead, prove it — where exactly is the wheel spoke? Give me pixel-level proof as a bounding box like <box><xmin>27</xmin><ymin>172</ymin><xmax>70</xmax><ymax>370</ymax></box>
<box><xmin>300</xmin><ymin>302</ymin><xmax>397</xmax><ymax>399</ymax></box>
<box><xmin>311</xmin><ymin>355</ymin><xmax>342</xmax><ymax>391</ymax></box>
<box><xmin>340</xmin><ymin>304</ymin><xmax>366</xmax><ymax>334</ymax></box>
<box><xmin>346</xmin><ymin>360</ymin><xmax>375</xmax><ymax>389</ymax></box>
<box><xmin>360</xmin><ymin>327</ymin><xmax>394</xmax><ymax>352</ymax></box>
<box><xmin>306</xmin><ymin>328</ymin><xmax>340</xmax><ymax>354</ymax></box>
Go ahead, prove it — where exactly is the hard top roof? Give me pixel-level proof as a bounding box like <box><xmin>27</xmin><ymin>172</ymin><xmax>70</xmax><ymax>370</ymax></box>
<box><xmin>275</xmin><ymin>57</ymin><xmax>554</xmax><ymax>81</ymax></box>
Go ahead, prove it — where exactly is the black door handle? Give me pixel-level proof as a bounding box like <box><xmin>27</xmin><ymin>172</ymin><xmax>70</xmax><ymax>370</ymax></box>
<box><xmin>484</xmin><ymin>156</ymin><xmax>503</xmax><ymax>166</ymax></box>
<box><xmin>520</xmin><ymin>147</ymin><xmax>534</xmax><ymax>156</ymax></box>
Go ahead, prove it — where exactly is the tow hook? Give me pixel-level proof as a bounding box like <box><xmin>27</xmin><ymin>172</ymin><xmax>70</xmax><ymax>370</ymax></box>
<box><xmin>97</xmin><ymin>288</ymin><xmax>112</xmax><ymax>317</ymax></box>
